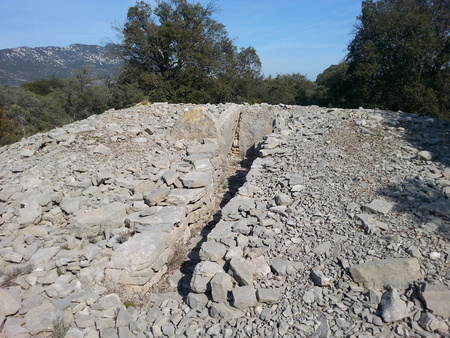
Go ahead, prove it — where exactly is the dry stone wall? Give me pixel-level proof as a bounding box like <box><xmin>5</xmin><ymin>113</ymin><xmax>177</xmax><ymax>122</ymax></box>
<box><xmin>0</xmin><ymin>103</ymin><xmax>449</xmax><ymax>337</ymax></box>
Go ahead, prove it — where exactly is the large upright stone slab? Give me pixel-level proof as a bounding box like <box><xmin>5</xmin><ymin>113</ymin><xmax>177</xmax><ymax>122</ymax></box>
<box><xmin>171</xmin><ymin>107</ymin><xmax>219</xmax><ymax>141</ymax></box>
<box><xmin>350</xmin><ymin>258</ymin><xmax>422</xmax><ymax>289</ymax></box>
<box><xmin>239</xmin><ymin>107</ymin><xmax>276</xmax><ymax>157</ymax></box>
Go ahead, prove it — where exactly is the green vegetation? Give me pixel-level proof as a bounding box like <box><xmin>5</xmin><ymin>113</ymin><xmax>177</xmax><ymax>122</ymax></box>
<box><xmin>109</xmin><ymin>0</ymin><xmax>263</xmax><ymax>103</ymax></box>
<box><xmin>344</xmin><ymin>0</ymin><xmax>449</xmax><ymax>119</ymax></box>
<box><xmin>51</xmin><ymin>317</ymin><xmax>69</xmax><ymax>338</ymax></box>
<box><xmin>0</xmin><ymin>0</ymin><xmax>448</xmax><ymax>146</ymax></box>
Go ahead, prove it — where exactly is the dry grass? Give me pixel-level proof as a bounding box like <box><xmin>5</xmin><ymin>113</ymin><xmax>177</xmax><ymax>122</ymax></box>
<box><xmin>0</xmin><ymin>263</ymin><xmax>34</xmax><ymax>287</ymax></box>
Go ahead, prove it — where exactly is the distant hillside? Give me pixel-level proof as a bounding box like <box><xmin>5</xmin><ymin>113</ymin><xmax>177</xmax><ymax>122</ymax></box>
<box><xmin>0</xmin><ymin>44</ymin><xmax>122</xmax><ymax>86</ymax></box>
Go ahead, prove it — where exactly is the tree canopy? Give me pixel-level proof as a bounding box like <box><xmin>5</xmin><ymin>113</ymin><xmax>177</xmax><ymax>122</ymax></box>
<box><xmin>345</xmin><ymin>0</ymin><xmax>450</xmax><ymax>118</ymax></box>
<box><xmin>110</xmin><ymin>0</ymin><xmax>262</xmax><ymax>103</ymax></box>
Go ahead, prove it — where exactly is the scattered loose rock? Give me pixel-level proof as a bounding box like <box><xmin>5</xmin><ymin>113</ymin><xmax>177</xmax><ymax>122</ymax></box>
<box><xmin>0</xmin><ymin>103</ymin><xmax>449</xmax><ymax>337</ymax></box>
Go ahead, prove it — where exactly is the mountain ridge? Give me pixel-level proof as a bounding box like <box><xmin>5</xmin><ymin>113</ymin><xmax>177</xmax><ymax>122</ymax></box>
<box><xmin>0</xmin><ymin>43</ymin><xmax>122</xmax><ymax>86</ymax></box>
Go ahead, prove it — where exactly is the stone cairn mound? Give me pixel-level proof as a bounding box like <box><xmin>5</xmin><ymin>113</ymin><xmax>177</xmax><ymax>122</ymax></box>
<box><xmin>0</xmin><ymin>102</ymin><xmax>449</xmax><ymax>337</ymax></box>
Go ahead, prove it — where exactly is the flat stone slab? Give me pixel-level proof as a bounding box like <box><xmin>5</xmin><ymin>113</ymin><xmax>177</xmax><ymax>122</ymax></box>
<box><xmin>180</xmin><ymin>171</ymin><xmax>210</xmax><ymax>188</ymax></box>
<box><xmin>350</xmin><ymin>258</ymin><xmax>422</xmax><ymax>289</ymax></box>
<box><xmin>229</xmin><ymin>258</ymin><xmax>253</xmax><ymax>286</ymax></box>
<box><xmin>419</xmin><ymin>283</ymin><xmax>450</xmax><ymax>318</ymax></box>
<box><xmin>232</xmin><ymin>285</ymin><xmax>258</xmax><ymax>309</ymax></box>
<box><xmin>207</xmin><ymin>220</ymin><xmax>235</xmax><ymax>241</ymax></box>
<box><xmin>0</xmin><ymin>289</ymin><xmax>21</xmax><ymax>316</ymax></box>
<box><xmin>110</xmin><ymin>231</ymin><xmax>170</xmax><ymax>271</ymax></box>
<box><xmin>125</xmin><ymin>206</ymin><xmax>185</xmax><ymax>228</ymax></box>
<box><xmin>356</xmin><ymin>214</ymin><xmax>389</xmax><ymax>234</ymax></box>
<box><xmin>257</xmin><ymin>288</ymin><xmax>282</xmax><ymax>303</ymax></box>
<box><xmin>364</xmin><ymin>198</ymin><xmax>394</xmax><ymax>215</ymax></box>
<box><xmin>199</xmin><ymin>241</ymin><xmax>227</xmax><ymax>262</ymax></box>
<box><xmin>167</xmin><ymin>188</ymin><xmax>206</xmax><ymax>205</ymax></box>
<box><xmin>74</xmin><ymin>202</ymin><xmax>128</xmax><ymax>235</ymax></box>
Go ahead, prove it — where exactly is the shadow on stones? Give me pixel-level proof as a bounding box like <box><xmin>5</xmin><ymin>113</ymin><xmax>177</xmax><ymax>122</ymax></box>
<box><xmin>375</xmin><ymin>115</ymin><xmax>450</xmax><ymax>241</ymax></box>
<box><xmin>176</xmin><ymin>156</ymin><xmax>254</xmax><ymax>298</ymax></box>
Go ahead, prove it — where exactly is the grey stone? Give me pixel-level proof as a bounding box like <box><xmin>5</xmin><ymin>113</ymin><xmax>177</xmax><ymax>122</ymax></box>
<box><xmin>419</xmin><ymin>283</ymin><xmax>450</xmax><ymax>318</ymax></box>
<box><xmin>99</xmin><ymin>327</ymin><xmax>118</xmax><ymax>337</ymax></box>
<box><xmin>271</xmin><ymin>258</ymin><xmax>297</xmax><ymax>276</ymax></box>
<box><xmin>60</xmin><ymin>196</ymin><xmax>87</xmax><ymax>215</ymax></box>
<box><xmin>350</xmin><ymin>258</ymin><xmax>422</xmax><ymax>289</ymax></box>
<box><xmin>232</xmin><ymin>285</ymin><xmax>258</xmax><ymax>309</ymax></box>
<box><xmin>45</xmin><ymin>280</ymin><xmax>73</xmax><ymax>298</ymax></box>
<box><xmin>274</xmin><ymin>193</ymin><xmax>292</xmax><ymax>206</ymax></box>
<box><xmin>187</xmin><ymin>143</ymin><xmax>219</xmax><ymax>157</ymax></box>
<box><xmin>364</xmin><ymin>198</ymin><xmax>394</xmax><ymax>215</ymax></box>
<box><xmin>257</xmin><ymin>288</ymin><xmax>282</xmax><ymax>303</ymax></box>
<box><xmin>239</xmin><ymin>108</ymin><xmax>275</xmax><ymax>157</ymax></box>
<box><xmin>167</xmin><ymin>188</ymin><xmax>205</xmax><ymax>204</ymax></box>
<box><xmin>199</xmin><ymin>241</ymin><xmax>227</xmax><ymax>262</ymax></box>
<box><xmin>311</xmin><ymin>313</ymin><xmax>330</xmax><ymax>338</ymax></box>
<box><xmin>356</xmin><ymin>214</ymin><xmax>389</xmax><ymax>234</ymax></box>
<box><xmin>179</xmin><ymin>171</ymin><xmax>210</xmax><ymax>188</ymax></box>
<box><xmin>418</xmin><ymin>312</ymin><xmax>449</xmax><ymax>333</ymax></box>
<box><xmin>310</xmin><ymin>269</ymin><xmax>333</xmax><ymax>287</ymax></box>
<box><xmin>186</xmin><ymin>292</ymin><xmax>209</xmax><ymax>310</ymax></box>
<box><xmin>0</xmin><ymin>289</ymin><xmax>21</xmax><ymax>316</ymax></box>
<box><xmin>93</xmin><ymin>144</ymin><xmax>111</xmax><ymax>154</ymax></box>
<box><xmin>110</xmin><ymin>230</ymin><xmax>170</xmax><ymax>271</ymax></box>
<box><xmin>75</xmin><ymin>315</ymin><xmax>96</xmax><ymax>328</ymax></box>
<box><xmin>144</xmin><ymin>187</ymin><xmax>171</xmax><ymax>206</ymax></box>
<box><xmin>380</xmin><ymin>288</ymin><xmax>409</xmax><ymax>323</ymax></box>
<box><xmin>210</xmin><ymin>272</ymin><xmax>233</xmax><ymax>303</ymax></box>
<box><xmin>65</xmin><ymin>327</ymin><xmax>85</xmax><ymax>338</ymax></box>
<box><xmin>125</xmin><ymin>206</ymin><xmax>185</xmax><ymax>228</ymax></box>
<box><xmin>190</xmin><ymin>261</ymin><xmax>223</xmax><ymax>293</ymax></box>
<box><xmin>116</xmin><ymin>307</ymin><xmax>133</xmax><ymax>327</ymax></box>
<box><xmin>74</xmin><ymin>202</ymin><xmax>128</xmax><ymax>237</ymax></box>
<box><xmin>118</xmin><ymin>327</ymin><xmax>134</xmax><ymax>338</ymax></box>
<box><xmin>232</xmin><ymin>219</ymin><xmax>251</xmax><ymax>235</ymax></box>
<box><xmin>133</xmin><ymin>180</ymin><xmax>158</xmax><ymax>195</ymax></box>
<box><xmin>171</xmin><ymin>107</ymin><xmax>219</xmax><ymax>141</ymax></box>
<box><xmin>161</xmin><ymin>323</ymin><xmax>175</xmax><ymax>336</ymax></box>
<box><xmin>417</xmin><ymin>150</ymin><xmax>432</xmax><ymax>161</ymax></box>
<box><xmin>162</xmin><ymin>169</ymin><xmax>179</xmax><ymax>185</ymax></box>
<box><xmin>229</xmin><ymin>258</ymin><xmax>253</xmax><ymax>286</ymax></box>
<box><xmin>0</xmin><ymin>204</ymin><xmax>7</xmax><ymax>215</ymax></box>
<box><xmin>312</xmin><ymin>241</ymin><xmax>332</xmax><ymax>255</ymax></box>
<box><xmin>30</xmin><ymin>246</ymin><xmax>60</xmax><ymax>267</ymax></box>
<box><xmin>96</xmin><ymin>318</ymin><xmax>116</xmax><ymax>330</ymax></box>
<box><xmin>24</xmin><ymin>300</ymin><xmax>60</xmax><ymax>336</ymax></box>
<box><xmin>17</xmin><ymin>201</ymin><xmax>42</xmax><ymax>227</ymax></box>
<box><xmin>249</xmin><ymin>255</ymin><xmax>271</xmax><ymax>278</ymax></box>
<box><xmin>96</xmin><ymin>294</ymin><xmax>122</xmax><ymax>310</ymax></box>
<box><xmin>209</xmin><ymin>303</ymin><xmax>243</xmax><ymax>320</ymax></box>
<box><xmin>3</xmin><ymin>251</ymin><xmax>23</xmax><ymax>263</ymax></box>
<box><xmin>420</xmin><ymin>198</ymin><xmax>450</xmax><ymax>216</ymax></box>
<box><xmin>97</xmin><ymin>171</ymin><xmax>115</xmax><ymax>185</ymax></box>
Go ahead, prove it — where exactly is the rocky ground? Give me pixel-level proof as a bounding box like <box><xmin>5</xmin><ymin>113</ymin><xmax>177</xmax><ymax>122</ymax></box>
<box><xmin>0</xmin><ymin>104</ymin><xmax>449</xmax><ymax>337</ymax></box>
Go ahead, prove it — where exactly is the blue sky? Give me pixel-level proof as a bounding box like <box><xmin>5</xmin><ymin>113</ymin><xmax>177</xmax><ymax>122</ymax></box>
<box><xmin>0</xmin><ymin>0</ymin><xmax>362</xmax><ymax>80</ymax></box>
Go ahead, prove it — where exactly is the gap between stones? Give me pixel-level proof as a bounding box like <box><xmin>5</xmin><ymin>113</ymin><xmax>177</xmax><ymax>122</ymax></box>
<box><xmin>150</xmin><ymin>117</ymin><xmax>255</xmax><ymax>294</ymax></box>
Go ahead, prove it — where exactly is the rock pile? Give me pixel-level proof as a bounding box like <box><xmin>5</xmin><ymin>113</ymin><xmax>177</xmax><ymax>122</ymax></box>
<box><xmin>0</xmin><ymin>103</ymin><xmax>449</xmax><ymax>337</ymax></box>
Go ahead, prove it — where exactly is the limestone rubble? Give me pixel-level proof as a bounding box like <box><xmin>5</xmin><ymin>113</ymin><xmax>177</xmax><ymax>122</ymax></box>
<box><xmin>0</xmin><ymin>102</ymin><xmax>449</xmax><ymax>337</ymax></box>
